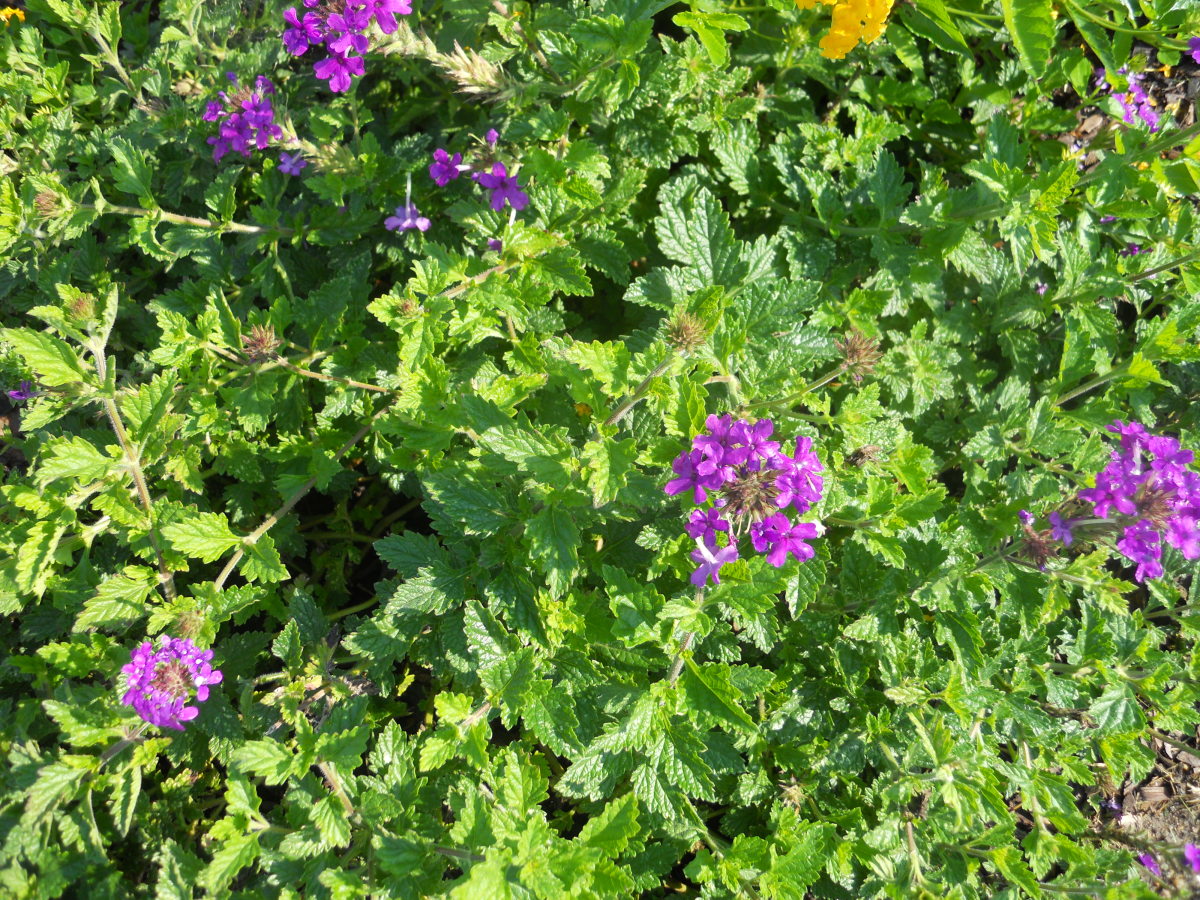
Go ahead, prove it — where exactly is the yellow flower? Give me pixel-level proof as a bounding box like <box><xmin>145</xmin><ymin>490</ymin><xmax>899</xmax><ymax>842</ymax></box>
<box><xmin>798</xmin><ymin>0</ymin><xmax>894</xmax><ymax>59</ymax></box>
<box><xmin>0</xmin><ymin>7</ymin><xmax>24</xmax><ymax>24</ymax></box>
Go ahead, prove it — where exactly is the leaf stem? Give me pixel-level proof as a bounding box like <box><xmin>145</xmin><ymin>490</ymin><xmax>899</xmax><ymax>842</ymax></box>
<box><xmin>214</xmin><ymin>401</ymin><xmax>393</xmax><ymax>590</ymax></box>
<box><xmin>93</xmin><ymin>353</ymin><xmax>176</xmax><ymax>600</ymax></box>
<box><xmin>81</xmin><ymin>202</ymin><xmax>291</xmax><ymax>236</ymax></box>
<box><xmin>605</xmin><ymin>351</ymin><xmax>681</xmax><ymax>427</ymax></box>
<box><xmin>1053</xmin><ymin>361</ymin><xmax>1131</xmax><ymax>407</ymax></box>
<box><xmin>747</xmin><ymin>365</ymin><xmax>843</xmax><ymax>411</ymax></box>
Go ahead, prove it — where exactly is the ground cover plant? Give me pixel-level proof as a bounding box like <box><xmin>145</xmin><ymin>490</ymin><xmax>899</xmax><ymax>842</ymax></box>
<box><xmin>3</xmin><ymin>0</ymin><xmax>1200</xmax><ymax>896</ymax></box>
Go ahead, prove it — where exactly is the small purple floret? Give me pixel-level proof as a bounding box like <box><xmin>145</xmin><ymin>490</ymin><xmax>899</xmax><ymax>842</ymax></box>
<box><xmin>429</xmin><ymin>149</ymin><xmax>464</xmax><ymax>186</ymax></box>
<box><xmin>6</xmin><ymin>380</ymin><xmax>38</xmax><ymax>402</ymax></box>
<box><xmin>473</xmin><ymin>162</ymin><xmax>530</xmax><ymax>212</ymax></box>
<box><xmin>385</xmin><ymin>201</ymin><xmax>430</xmax><ymax>233</ymax></box>
<box><xmin>690</xmin><ymin>539</ymin><xmax>739</xmax><ymax>587</ymax></box>
<box><xmin>279</xmin><ymin>152</ymin><xmax>307</xmax><ymax>175</ymax></box>
<box><xmin>1185</xmin><ymin>843</ymin><xmax>1200</xmax><ymax>874</ymax></box>
<box><xmin>1048</xmin><ymin>511</ymin><xmax>1074</xmax><ymax>546</ymax></box>
<box><xmin>1137</xmin><ymin>853</ymin><xmax>1161</xmax><ymax>876</ymax></box>
<box><xmin>205</xmin><ymin>74</ymin><xmax>283</xmax><ymax>163</ymax></box>
<box><xmin>1190</xmin><ymin>37</ymin><xmax>1200</xmax><ymax>65</ymax></box>
<box><xmin>120</xmin><ymin>636</ymin><xmax>223</xmax><ymax>731</ymax></box>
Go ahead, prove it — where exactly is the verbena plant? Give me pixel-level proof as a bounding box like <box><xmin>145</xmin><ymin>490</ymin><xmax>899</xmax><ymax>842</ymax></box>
<box><xmin>3</xmin><ymin>0</ymin><xmax>1200</xmax><ymax>896</ymax></box>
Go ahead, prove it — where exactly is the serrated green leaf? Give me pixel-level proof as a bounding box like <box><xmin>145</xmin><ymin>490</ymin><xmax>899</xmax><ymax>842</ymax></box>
<box><xmin>0</xmin><ymin>328</ymin><xmax>89</xmax><ymax>386</ymax></box>
<box><xmin>999</xmin><ymin>0</ymin><xmax>1054</xmax><ymax>78</ymax></box>
<box><xmin>162</xmin><ymin>512</ymin><xmax>241</xmax><ymax>563</ymax></box>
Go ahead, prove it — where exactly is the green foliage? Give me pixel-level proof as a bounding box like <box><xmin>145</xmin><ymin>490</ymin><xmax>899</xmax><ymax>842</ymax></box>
<box><xmin>2</xmin><ymin>0</ymin><xmax>1200</xmax><ymax>897</ymax></box>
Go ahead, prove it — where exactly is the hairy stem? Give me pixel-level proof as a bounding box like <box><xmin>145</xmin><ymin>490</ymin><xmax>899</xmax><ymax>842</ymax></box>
<box><xmin>94</xmin><ymin>354</ymin><xmax>176</xmax><ymax>600</ymax></box>
<box><xmin>605</xmin><ymin>352</ymin><xmax>680</xmax><ymax>427</ymax></box>
<box><xmin>82</xmin><ymin>202</ymin><xmax>291</xmax><ymax>236</ymax></box>
<box><xmin>214</xmin><ymin>402</ymin><xmax>393</xmax><ymax>590</ymax></box>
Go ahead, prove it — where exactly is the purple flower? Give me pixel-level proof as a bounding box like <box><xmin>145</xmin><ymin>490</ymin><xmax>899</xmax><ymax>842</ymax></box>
<box><xmin>1099</xmin><ymin>215</ymin><xmax>1116</xmax><ymax>223</ymax></box>
<box><xmin>385</xmin><ymin>201</ymin><xmax>430</xmax><ymax>233</ymax></box>
<box><xmin>485</xmin><ymin>128</ymin><xmax>500</xmax><ymax>145</ymax></box>
<box><xmin>429</xmin><ymin>149</ymin><xmax>464</xmax><ymax>186</ymax></box>
<box><xmin>120</xmin><ymin>636</ymin><xmax>223</xmax><ymax>731</ymax></box>
<box><xmin>204</xmin><ymin>74</ymin><xmax>283</xmax><ymax>163</ymax></box>
<box><xmin>774</xmin><ymin>436</ymin><xmax>824</xmax><ymax>513</ymax></box>
<box><xmin>1190</xmin><ymin>37</ymin><xmax>1200</xmax><ymax>65</ymax></box>
<box><xmin>1185</xmin><ymin>843</ymin><xmax>1200</xmax><ymax>873</ymax></box>
<box><xmin>666</xmin><ymin>449</ymin><xmax>718</xmax><ymax>504</ymax></box>
<box><xmin>363</xmin><ymin>0</ymin><xmax>412</xmax><ymax>34</ymax></box>
<box><xmin>1035</xmin><ymin>282</ymin><xmax>1048</xmax><ymax>296</ymax></box>
<box><xmin>313</xmin><ymin>49</ymin><xmax>364</xmax><ymax>93</ymax></box>
<box><xmin>6</xmin><ymin>380</ymin><xmax>38</xmax><ymax>402</ymax></box>
<box><xmin>728</xmin><ymin>418</ymin><xmax>780</xmax><ymax>471</ymax></box>
<box><xmin>278</xmin><ymin>152</ymin><xmax>307</xmax><ymax>176</ymax></box>
<box><xmin>487</xmin><ymin>238</ymin><xmax>503</xmax><ymax>252</ymax></box>
<box><xmin>1018</xmin><ymin>510</ymin><xmax>1035</xmax><ymax>526</ymax></box>
<box><xmin>750</xmin><ymin>513</ymin><xmax>820</xmax><ymax>567</ymax></box>
<box><xmin>1137</xmin><ymin>853</ymin><xmax>1161</xmax><ymax>876</ymax></box>
<box><xmin>473</xmin><ymin>163</ymin><xmax>530</xmax><ymax>212</ymax></box>
<box><xmin>690</xmin><ymin>539</ymin><xmax>738</xmax><ymax>587</ymax></box>
<box><xmin>1120</xmin><ymin>243</ymin><xmax>1147</xmax><ymax>257</ymax></box>
<box><xmin>686</xmin><ymin>508</ymin><xmax>730</xmax><ymax>548</ymax></box>
<box><xmin>325</xmin><ymin>6</ymin><xmax>370</xmax><ymax>56</ymax></box>
<box><xmin>1118</xmin><ymin>519</ymin><xmax>1163</xmax><ymax>582</ymax></box>
<box><xmin>1048</xmin><ymin>511</ymin><xmax>1074</xmax><ymax>546</ymax></box>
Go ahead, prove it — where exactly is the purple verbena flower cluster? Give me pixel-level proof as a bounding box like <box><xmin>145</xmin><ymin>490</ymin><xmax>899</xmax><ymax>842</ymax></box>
<box><xmin>1077</xmin><ymin>420</ymin><xmax>1200</xmax><ymax>581</ymax></box>
<box><xmin>282</xmin><ymin>0</ymin><xmax>412</xmax><ymax>92</ymax></box>
<box><xmin>665</xmin><ymin>415</ymin><xmax>825</xmax><ymax>586</ymax></box>
<box><xmin>1095</xmin><ymin>66</ymin><xmax>1160</xmax><ymax>132</ymax></box>
<box><xmin>121</xmin><ymin>636</ymin><xmax>223</xmax><ymax>730</ymax></box>
<box><xmin>430</xmin><ymin>133</ymin><xmax>528</xmax><ymax>211</ymax></box>
<box><xmin>203</xmin><ymin>74</ymin><xmax>284</xmax><ymax>163</ymax></box>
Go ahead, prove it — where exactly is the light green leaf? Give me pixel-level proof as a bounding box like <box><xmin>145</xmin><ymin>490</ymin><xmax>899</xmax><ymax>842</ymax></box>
<box><xmin>999</xmin><ymin>0</ymin><xmax>1054</xmax><ymax>78</ymax></box>
<box><xmin>0</xmin><ymin>328</ymin><xmax>89</xmax><ymax>387</ymax></box>
<box><xmin>162</xmin><ymin>512</ymin><xmax>241</xmax><ymax>563</ymax></box>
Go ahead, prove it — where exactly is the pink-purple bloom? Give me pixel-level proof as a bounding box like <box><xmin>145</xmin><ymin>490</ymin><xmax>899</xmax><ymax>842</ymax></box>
<box><xmin>1185</xmin><ymin>843</ymin><xmax>1200</xmax><ymax>873</ymax></box>
<box><xmin>1048</xmin><ymin>511</ymin><xmax>1074</xmax><ymax>546</ymax></box>
<box><xmin>279</xmin><ymin>152</ymin><xmax>307</xmax><ymax>175</ymax></box>
<box><xmin>120</xmin><ymin>636</ymin><xmax>223</xmax><ymax>731</ymax></box>
<box><xmin>487</xmin><ymin>238</ymin><xmax>503</xmax><ymax>252</ymax></box>
<box><xmin>1120</xmin><ymin>243</ymin><xmax>1148</xmax><ymax>257</ymax></box>
<box><xmin>666</xmin><ymin>415</ymin><xmax>824</xmax><ymax>586</ymax></box>
<box><xmin>1077</xmin><ymin>420</ymin><xmax>1200</xmax><ymax>581</ymax></box>
<box><xmin>385</xmin><ymin>201</ymin><xmax>430</xmax><ymax>233</ymax></box>
<box><xmin>429</xmin><ymin>149</ymin><xmax>464</xmax><ymax>186</ymax></box>
<box><xmin>204</xmin><ymin>74</ymin><xmax>283</xmax><ymax>163</ymax></box>
<box><xmin>1190</xmin><ymin>37</ymin><xmax>1200</xmax><ymax>65</ymax></box>
<box><xmin>473</xmin><ymin>163</ymin><xmax>530</xmax><ymax>212</ymax></box>
<box><xmin>281</xmin><ymin>0</ymin><xmax>412</xmax><ymax>92</ymax></box>
<box><xmin>690</xmin><ymin>539</ymin><xmax>739</xmax><ymax>587</ymax></box>
<box><xmin>6</xmin><ymin>380</ymin><xmax>38</xmax><ymax>401</ymax></box>
<box><xmin>485</xmin><ymin>128</ymin><xmax>500</xmax><ymax>145</ymax></box>
<box><xmin>1137</xmin><ymin>853</ymin><xmax>1161</xmax><ymax>876</ymax></box>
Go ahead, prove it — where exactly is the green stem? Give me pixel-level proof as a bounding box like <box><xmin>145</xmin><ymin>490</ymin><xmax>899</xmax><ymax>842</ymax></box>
<box><xmin>748</xmin><ymin>365</ymin><xmax>843</xmax><ymax>411</ymax></box>
<box><xmin>214</xmin><ymin>402</ymin><xmax>393</xmax><ymax>590</ymax></box>
<box><xmin>1053</xmin><ymin>362</ymin><xmax>1130</xmax><ymax>407</ymax></box>
<box><xmin>1130</xmin><ymin>248</ymin><xmax>1200</xmax><ymax>283</ymax></box>
<box><xmin>605</xmin><ymin>352</ymin><xmax>682</xmax><ymax>427</ymax></box>
<box><xmin>82</xmin><ymin>202</ymin><xmax>290</xmax><ymax>236</ymax></box>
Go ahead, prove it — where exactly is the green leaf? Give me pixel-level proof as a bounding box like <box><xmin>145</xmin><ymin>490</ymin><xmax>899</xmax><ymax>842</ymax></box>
<box><xmin>1089</xmin><ymin>684</ymin><xmax>1144</xmax><ymax>735</ymax></box>
<box><xmin>199</xmin><ymin>833</ymin><xmax>259</xmax><ymax>894</ymax></box>
<box><xmin>577</xmin><ymin>794</ymin><xmax>640</xmax><ymax>856</ymax></box>
<box><xmin>241</xmin><ymin>535</ymin><xmax>288</xmax><ymax>584</ymax></box>
<box><xmin>999</xmin><ymin>0</ymin><xmax>1054</xmax><ymax>78</ymax></box>
<box><xmin>230</xmin><ymin>741</ymin><xmax>295</xmax><ymax>784</ymax></box>
<box><xmin>77</xmin><ymin>566</ymin><xmax>157</xmax><ymax>630</ymax></box>
<box><xmin>680</xmin><ymin>660</ymin><xmax>757</xmax><ymax>734</ymax></box>
<box><xmin>162</xmin><ymin>512</ymin><xmax>241</xmax><ymax>563</ymax></box>
<box><xmin>0</xmin><ymin>328</ymin><xmax>89</xmax><ymax>386</ymax></box>
<box><xmin>108</xmin><ymin>764</ymin><xmax>141</xmax><ymax>838</ymax></box>
<box><xmin>110</xmin><ymin>137</ymin><xmax>154</xmax><ymax>202</ymax></box>
<box><xmin>672</xmin><ymin>11</ymin><xmax>747</xmax><ymax>67</ymax></box>
<box><xmin>582</xmin><ymin>438</ymin><xmax>637</xmax><ymax>507</ymax></box>
<box><xmin>36</xmin><ymin>436</ymin><xmax>114</xmax><ymax>486</ymax></box>
<box><xmin>525</xmin><ymin>505</ymin><xmax>580</xmax><ymax>597</ymax></box>
<box><xmin>26</xmin><ymin>760</ymin><xmax>90</xmax><ymax>825</ymax></box>
<box><xmin>16</xmin><ymin>515</ymin><xmax>71</xmax><ymax>598</ymax></box>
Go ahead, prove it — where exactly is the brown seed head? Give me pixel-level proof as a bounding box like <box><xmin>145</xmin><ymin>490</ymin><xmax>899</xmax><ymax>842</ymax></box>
<box><xmin>34</xmin><ymin>192</ymin><xmax>59</xmax><ymax>218</ymax></box>
<box><xmin>666</xmin><ymin>312</ymin><xmax>707</xmax><ymax>353</ymax></box>
<box><xmin>1136</xmin><ymin>487</ymin><xmax>1176</xmax><ymax>530</ymax></box>
<box><xmin>835</xmin><ymin>329</ymin><xmax>882</xmax><ymax>383</ymax></box>
<box><xmin>1019</xmin><ymin>524</ymin><xmax>1057</xmax><ymax>571</ymax></box>
<box><xmin>150</xmin><ymin>659</ymin><xmax>194</xmax><ymax>699</ymax></box>
<box><xmin>66</xmin><ymin>292</ymin><xmax>95</xmax><ymax>323</ymax></box>
<box><xmin>719</xmin><ymin>467</ymin><xmax>781</xmax><ymax>523</ymax></box>
<box><xmin>242</xmin><ymin>324</ymin><xmax>281</xmax><ymax>362</ymax></box>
